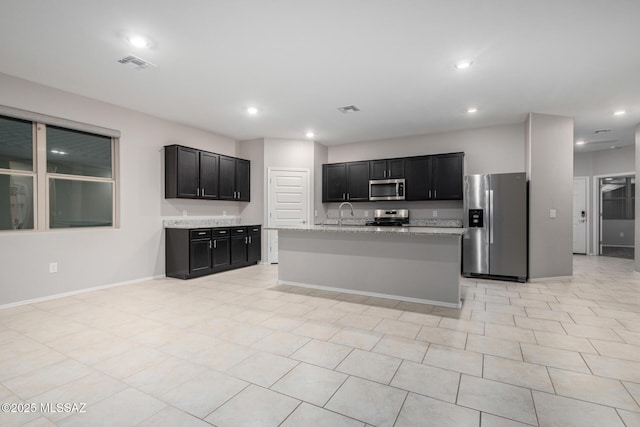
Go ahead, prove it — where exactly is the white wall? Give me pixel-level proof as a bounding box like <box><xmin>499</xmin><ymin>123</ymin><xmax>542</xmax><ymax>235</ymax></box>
<box><xmin>574</xmin><ymin>145</ymin><xmax>635</xmax><ymax>178</ymax></box>
<box><xmin>527</xmin><ymin>113</ymin><xmax>574</xmax><ymax>279</ymax></box>
<box><xmin>314</xmin><ymin>142</ymin><xmax>328</xmax><ymax>222</ymax></box>
<box><xmin>328</xmin><ymin>123</ymin><xmax>525</xmax><ymax>175</ymax></box>
<box><xmin>636</xmin><ymin>124</ymin><xmax>640</xmax><ymax>271</ymax></box>
<box><xmin>574</xmin><ymin>145</ymin><xmax>635</xmax><ymax>254</ymax></box>
<box><xmin>0</xmin><ymin>73</ymin><xmax>240</xmax><ymax>305</ymax></box>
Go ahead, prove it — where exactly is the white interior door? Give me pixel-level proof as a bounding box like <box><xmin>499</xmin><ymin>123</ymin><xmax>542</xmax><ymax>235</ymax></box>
<box><xmin>267</xmin><ymin>168</ymin><xmax>310</xmax><ymax>263</ymax></box>
<box><xmin>573</xmin><ymin>177</ymin><xmax>588</xmax><ymax>254</ymax></box>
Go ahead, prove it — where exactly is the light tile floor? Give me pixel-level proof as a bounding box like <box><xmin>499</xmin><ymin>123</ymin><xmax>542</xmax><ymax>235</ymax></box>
<box><xmin>1</xmin><ymin>255</ymin><xmax>639</xmax><ymax>426</ymax></box>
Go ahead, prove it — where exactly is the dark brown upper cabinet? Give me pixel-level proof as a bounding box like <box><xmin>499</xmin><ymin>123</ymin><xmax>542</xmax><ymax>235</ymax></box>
<box><xmin>165</xmin><ymin>144</ymin><xmax>249</xmax><ymax>201</ymax></box>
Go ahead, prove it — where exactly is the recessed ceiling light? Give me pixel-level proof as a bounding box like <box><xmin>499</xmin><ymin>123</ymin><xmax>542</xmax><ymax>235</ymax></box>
<box><xmin>575</xmin><ymin>140</ymin><xmax>586</xmax><ymax>145</ymax></box>
<box><xmin>305</xmin><ymin>131</ymin><xmax>315</xmax><ymax>139</ymax></box>
<box><xmin>610</xmin><ymin>145</ymin><xmax>617</xmax><ymax>149</ymax></box>
<box><xmin>613</xmin><ymin>110</ymin><xmax>626</xmax><ymax>116</ymax></box>
<box><xmin>128</xmin><ymin>35</ymin><xmax>149</xmax><ymax>48</ymax></box>
<box><xmin>466</xmin><ymin>107</ymin><xmax>478</xmax><ymax>113</ymax></box>
<box><xmin>454</xmin><ymin>60</ymin><xmax>473</xmax><ymax>70</ymax></box>
<box><xmin>246</xmin><ymin>106</ymin><xmax>259</xmax><ymax>115</ymax></box>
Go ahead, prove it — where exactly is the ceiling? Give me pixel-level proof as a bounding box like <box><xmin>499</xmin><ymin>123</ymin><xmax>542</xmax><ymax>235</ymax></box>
<box><xmin>0</xmin><ymin>1</ymin><xmax>638</xmax><ymax>151</ymax></box>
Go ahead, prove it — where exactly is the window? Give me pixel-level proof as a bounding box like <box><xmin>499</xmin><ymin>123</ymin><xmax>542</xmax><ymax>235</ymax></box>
<box><xmin>0</xmin><ymin>111</ymin><xmax>118</xmax><ymax>231</ymax></box>
<box><xmin>601</xmin><ymin>176</ymin><xmax>635</xmax><ymax>220</ymax></box>
<box><xmin>0</xmin><ymin>116</ymin><xmax>35</xmax><ymax>230</ymax></box>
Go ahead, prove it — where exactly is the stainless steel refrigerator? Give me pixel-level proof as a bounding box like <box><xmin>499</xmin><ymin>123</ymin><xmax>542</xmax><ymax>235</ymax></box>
<box><xmin>462</xmin><ymin>173</ymin><xmax>527</xmax><ymax>282</ymax></box>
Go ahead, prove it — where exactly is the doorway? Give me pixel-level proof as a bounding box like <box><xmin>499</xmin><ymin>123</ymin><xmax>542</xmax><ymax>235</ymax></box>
<box><xmin>267</xmin><ymin>168</ymin><xmax>311</xmax><ymax>264</ymax></box>
<box><xmin>597</xmin><ymin>174</ymin><xmax>635</xmax><ymax>259</ymax></box>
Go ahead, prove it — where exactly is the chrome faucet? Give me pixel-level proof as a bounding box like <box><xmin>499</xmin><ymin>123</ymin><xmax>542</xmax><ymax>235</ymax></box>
<box><xmin>338</xmin><ymin>202</ymin><xmax>354</xmax><ymax>226</ymax></box>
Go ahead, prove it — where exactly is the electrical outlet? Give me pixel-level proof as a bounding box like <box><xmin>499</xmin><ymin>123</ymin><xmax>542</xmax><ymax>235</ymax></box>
<box><xmin>620</xmin><ymin>232</ymin><xmax>625</xmax><ymax>237</ymax></box>
<box><xmin>432</xmin><ymin>210</ymin><xmax>438</xmax><ymax>218</ymax></box>
<box><xmin>549</xmin><ymin>209</ymin><xmax>557</xmax><ymax>218</ymax></box>
<box><xmin>49</xmin><ymin>263</ymin><xmax>58</xmax><ymax>273</ymax></box>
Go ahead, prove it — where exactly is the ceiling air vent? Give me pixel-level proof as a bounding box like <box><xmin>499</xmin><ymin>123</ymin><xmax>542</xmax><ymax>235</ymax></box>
<box><xmin>117</xmin><ymin>54</ymin><xmax>156</xmax><ymax>70</ymax></box>
<box><xmin>337</xmin><ymin>105</ymin><xmax>361</xmax><ymax>114</ymax></box>
<box><xmin>594</xmin><ymin>129</ymin><xmax>612</xmax><ymax>134</ymax></box>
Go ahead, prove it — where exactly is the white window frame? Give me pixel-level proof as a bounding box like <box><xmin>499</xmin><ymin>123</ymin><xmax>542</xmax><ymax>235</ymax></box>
<box><xmin>0</xmin><ymin>106</ymin><xmax>120</xmax><ymax>232</ymax></box>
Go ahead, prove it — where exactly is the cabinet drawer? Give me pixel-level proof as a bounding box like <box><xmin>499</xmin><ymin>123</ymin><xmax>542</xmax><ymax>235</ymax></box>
<box><xmin>212</xmin><ymin>228</ymin><xmax>230</xmax><ymax>237</ymax></box>
<box><xmin>190</xmin><ymin>229</ymin><xmax>211</xmax><ymax>239</ymax></box>
<box><xmin>232</xmin><ymin>227</ymin><xmax>247</xmax><ymax>235</ymax></box>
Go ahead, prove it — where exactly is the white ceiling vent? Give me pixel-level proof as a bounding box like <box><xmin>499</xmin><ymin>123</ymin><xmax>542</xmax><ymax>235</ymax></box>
<box><xmin>337</xmin><ymin>105</ymin><xmax>361</xmax><ymax>114</ymax></box>
<box><xmin>117</xmin><ymin>54</ymin><xmax>156</xmax><ymax>70</ymax></box>
<box><xmin>594</xmin><ymin>129</ymin><xmax>612</xmax><ymax>134</ymax></box>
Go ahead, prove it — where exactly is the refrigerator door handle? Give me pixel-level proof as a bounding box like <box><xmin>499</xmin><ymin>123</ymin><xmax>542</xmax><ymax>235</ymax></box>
<box><xmin>489</xmin><ymin>189</ymin><xmax>494</xmax><ymax>244</ymax></box>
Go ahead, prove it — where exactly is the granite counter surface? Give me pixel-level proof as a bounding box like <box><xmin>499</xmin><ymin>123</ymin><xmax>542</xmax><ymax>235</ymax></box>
<box><xmin>266</xmin><ymin>224</ymin><xmax>466</xmax><ymax>236</ymax></box>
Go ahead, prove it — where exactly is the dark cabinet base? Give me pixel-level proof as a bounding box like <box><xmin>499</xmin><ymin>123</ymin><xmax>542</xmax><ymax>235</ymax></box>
<box><xmin>166</xmin><ymin>226</ymin><xmax>261</xmax><ymax>280</ymax></box>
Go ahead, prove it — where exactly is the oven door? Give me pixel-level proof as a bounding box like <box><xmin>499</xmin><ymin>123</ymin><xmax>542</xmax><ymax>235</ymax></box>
<box><xmin>369</xmin><ymin>179</ymin><xmax>405</xmax><ymax>201</ymax></box>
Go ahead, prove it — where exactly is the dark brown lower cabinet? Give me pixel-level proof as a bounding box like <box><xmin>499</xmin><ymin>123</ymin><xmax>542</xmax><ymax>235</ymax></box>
<box><xmin>166</xmin><ymin>225</ymin><xmax>261</xmax><ymax>279</ymax></box>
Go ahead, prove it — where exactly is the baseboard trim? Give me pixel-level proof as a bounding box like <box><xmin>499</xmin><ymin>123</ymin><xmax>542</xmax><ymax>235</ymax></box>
<box><xmin>278</xmin><ymin>279</ymin><xmax>462</xmax><ymax>309</ymax></box>
<box><xmin>529</xmin><ymin>275</ymin><xmax>573</xmax><ymax>282</ymax></box>
<box><xmin>0</xmin><ymin>274</ymin><xmax>165</xmax><ymax>310</ymax></box>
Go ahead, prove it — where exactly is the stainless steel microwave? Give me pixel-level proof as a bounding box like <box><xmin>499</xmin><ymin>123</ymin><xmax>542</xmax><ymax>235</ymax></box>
<box><xmin>369</xmin><ymin>178</ymin><xmax>405</xmax><ymax>201</ymax></box>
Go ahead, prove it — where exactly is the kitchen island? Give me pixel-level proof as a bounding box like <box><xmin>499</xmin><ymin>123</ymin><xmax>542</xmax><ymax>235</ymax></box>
<box><xmin>268</xmin><ymin>225</ymin><xmax>466</xmax><ymax>308</ymax></box>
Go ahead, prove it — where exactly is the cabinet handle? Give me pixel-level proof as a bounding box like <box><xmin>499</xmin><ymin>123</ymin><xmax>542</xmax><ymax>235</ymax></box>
<box><xmin>245</xmin><ymin>236</ymin><xmax>248</xmax><ymax>244</ymax></box>
<box><xmin>219</xmin><ymin>230</ymin><xmax>227</xmax><ymax>234</ymax></box>
<box><xmin>388</xmin><ymin>169</ymin><xmax>391</xmax><ymax>177</ymax></box>
<box><xmin>202</xmin><ymin>188</ymin><xmax>205</xmax><ymax>196</ymax></box>
<box><xmin>347</xmin><ymin>193</ymin><xmax>350</xmax><ymax>200</ymax></box>
<box><xmin>209</xmin><ymin>241</ymin><xmax>212</xmax><ymax>249</ymax></box>
<box><xmin>196</xmin><ymin>188</ymin><xmax>200</xmax><ymax>196</ymax></box>
<box><xmin>383</xmin><ymin>170</ymin><xmax>386</xmax><ymax>178</ymax></box>
<box><xmin>434</xmin><ymin>190</ymin><xmax>437</xmax><ymax>198</ymax></box>
<box><xmin>342</xmin><ymin>193</ymin><xmax>346</xmax><ymax>200</ymax></box>
<box><xmin>198</xmin><ymin>232</ymin><xmax>206</xmax><ymax>235</ymax></box>
<box><xmin>249</xmin><ymin>236</ymin><xmax>252</xmax><ymax>244</ymax></box>
<box><xmin>238</xmin><ymin>191</ymin><xmax>241</xmax><ymax>199</ymax></box>
<box><xmin>214</xmin><ymin>240</ymin><xmax>217</xmax><ymax>249</ymax></box>
<box><xmin>429</xmin><ymin>190</ymin><xmax>431</xmax><ymax>198</ymax></box>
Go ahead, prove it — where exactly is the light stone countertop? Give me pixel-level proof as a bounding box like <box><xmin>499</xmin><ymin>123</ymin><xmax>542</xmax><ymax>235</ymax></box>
<box><xmin>164</xmin><ymin>218</ymin><xmax>260</xmax><ymax>229</ymax></box>
<box><xmin>266</xmin><ymin>224</ymin><xmax>466</xmax><ymax>236</ymax></box>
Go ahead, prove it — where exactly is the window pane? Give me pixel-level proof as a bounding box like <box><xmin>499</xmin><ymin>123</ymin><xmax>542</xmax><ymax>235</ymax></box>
<box><xmin>49</xmin><ymin>179</ymin><xmax>113</xmax><ymax>228</ymax></box>
<box><xmin>47</xmin><ymin>126</ymin><xmax>112</xmax><ymax>178</ymax></box>
<box><xmin>0</xmin><ymin>174</ymin><xmax>34</xmax><ymax>230</ymax></box>
<box><xmin>0</xmin><ymin>115</ymin><xmax>33</xmax><ymax>171</ymax></box>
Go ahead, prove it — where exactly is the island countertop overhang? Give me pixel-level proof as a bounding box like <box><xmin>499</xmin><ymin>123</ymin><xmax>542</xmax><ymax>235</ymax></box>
<box><xmin>265</xmin><ymin>224</ymin><xmax>466</xmax><ymax>237</ymax></box>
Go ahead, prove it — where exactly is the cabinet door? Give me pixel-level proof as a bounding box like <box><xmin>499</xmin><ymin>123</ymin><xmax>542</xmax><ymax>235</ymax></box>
<box><xmin>247</xmin><ymin>229</ymin><xmax>261</xmax><ymax>263</ymax></box>
<box><xmin>230</xmin><ymin>235</ymin><xmax>247</xmax><ymax>265</ymax></box>
<box><xmin>369</xmin><ymin>160</ymin><xmax>387</xmax><ymax>179</ymax></box>
<box><xmin>177</xmin><ymin>146</ymin><xmax>199</xmax><ymax>198</ymax></box>
<box><xmin>346</xmin><ymin>161</ymin><xmax>370</xmax><ymax>201</ymax></box>
<box><xmin>219</xmin><ymin>155</ymin><xmax>236</xmax><ymax>200</ymax></box>
<box><xmin>199</xmin><ymin>152</ymin><xmax>219</xmax><ymax>199</ymax></box>
<box><xmin>432</xmin><ymin>153</ymin><xmax>464</xmax><ymax>200</ymax></box>
<box><xmin>212</xmin><ymin>237</ymin><xmax>230</xmax><ymax>270</ymax></box>
<box><xmin>235</xmin><ymin>159</ymin><xmax>250</xmax><ymax>201</ymax></box>
<box><xmin>387</xmin><ymin>158</ymin><xmax>405</xmax><ymax>178</ymax></box>
<box><xmin>323</xmin><ymin>163</ymin><xmax>347</xmax><ymax>202</ymax></box>
<box><xmin>405</xmin><ymin>156</ymin><xmax>432</xmax><ymax>200</ymax></box>
<box><xmin>190</xmin><ymin>238</ymin><xmax>211</xmax><ymax>273</ymax></box>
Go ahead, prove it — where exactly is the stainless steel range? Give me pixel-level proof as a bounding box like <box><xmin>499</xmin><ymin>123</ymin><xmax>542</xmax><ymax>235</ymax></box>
<box><xmin>366</xmin><ymin>209</ymin><xmax>409</xmax><ymax>226</ymax></box>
